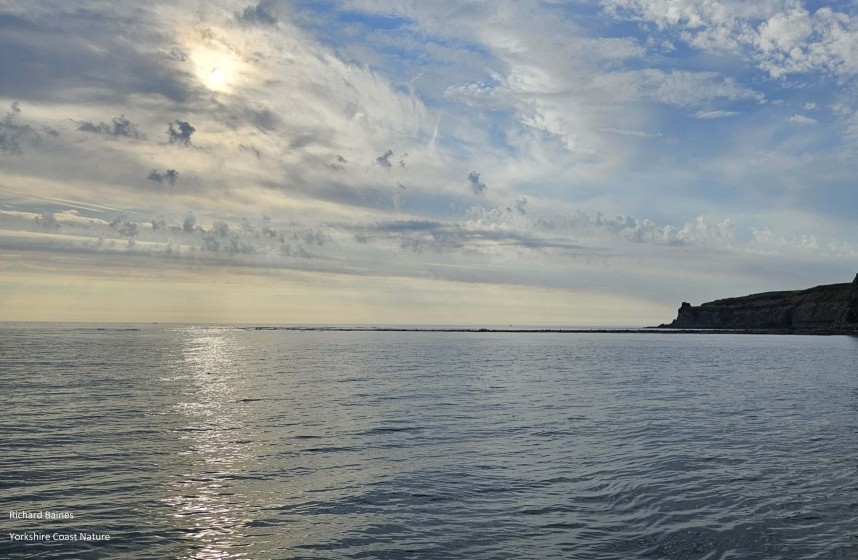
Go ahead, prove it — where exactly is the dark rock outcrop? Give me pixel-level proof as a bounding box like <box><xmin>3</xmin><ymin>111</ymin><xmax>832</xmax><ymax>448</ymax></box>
<box><xmin>848</xmin><ymin>273</ymin><xmax>858</xmax><ymax>324</ymax></box>
<box><xmin>660</xmin><ymin>273</ymin><xmax>858</xmax><ymax>332</ymax></box>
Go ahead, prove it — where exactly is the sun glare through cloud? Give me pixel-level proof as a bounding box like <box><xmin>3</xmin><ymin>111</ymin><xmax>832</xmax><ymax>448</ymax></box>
<box><xmin>208</xmin><ymin>67</ymin><xmax>225</xmax><ymax>87</ymax></box>
<box><xmin>189</xmin><ymin>40</ymin><xmax>242</xmax><ymax>93</ymax></box>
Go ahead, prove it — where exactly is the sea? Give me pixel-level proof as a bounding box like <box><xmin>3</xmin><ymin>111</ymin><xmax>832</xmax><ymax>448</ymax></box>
<box><xmin>1</xmin><ymin>324</ymin><xmax>856</xmax><ymax>559</ymax></box>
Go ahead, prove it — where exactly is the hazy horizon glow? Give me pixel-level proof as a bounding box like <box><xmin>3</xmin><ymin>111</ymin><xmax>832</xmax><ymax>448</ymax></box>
<box><xmin>1</xmin><ymin>1</ymin><xmax>857</xmax><ymax>325</ymax></box>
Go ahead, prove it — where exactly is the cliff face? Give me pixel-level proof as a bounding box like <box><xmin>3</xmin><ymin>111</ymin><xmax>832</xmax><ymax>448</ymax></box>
<box><xmin>662</xmin><ymin>274</ymin><xmax>858</xmax><ymax>331</ymax></box>
<box><xmin>848</xmin><ymin>273</ymin><xmax>858</xmax><ymax>324</ymax></box>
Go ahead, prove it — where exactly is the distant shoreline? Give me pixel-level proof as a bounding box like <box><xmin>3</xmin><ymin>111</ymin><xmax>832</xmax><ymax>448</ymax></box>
<box><xmin>3</xmin><ymin>323</ymin><xmax>855</xmax><ymax>335</ymax></box>
<box><xmin>243</xmin><ymin>326</ymin><xmax>858</xmax><ymax>335</ymax></box>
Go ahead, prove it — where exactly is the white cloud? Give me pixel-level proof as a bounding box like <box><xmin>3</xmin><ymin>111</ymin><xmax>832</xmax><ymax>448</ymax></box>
<box><xmin>603</xmin><ymin>1</ymin><xmax>858</xmax><ymax>78</ymax></box>
<box><xmin>654</xmin><ymin>70</ymin><xmax>761</xmax><ymax>105</ymax></box>
<box><xmin>691</xmin><ymin>110</ymin><xmax>739</xmax><ymax>119</ymax></box>
<box><xmin>787</xmin><ymin>113</ymin><xmax>818</xmax><ymax>125</ymax></box>
<box><xmin>599</xmin><ymin>127</ymin><xmax>663</xmax><ymax>138</ymax></box>
<box><xmin>602</xmin><ymin>0</ymin><xmax>786</xmax><ymax>49</ymax></box>
<box><xmin>751</xmin><ymin>226</ymin><xmax>819</xmax><ymax>253</ymax></box>
<box><xmin>756</xmin><ymin>8</ymin><xmax>813</xmax><ymax>56</ymax></box>
<box><xmin>830</xmin><ymin>102</ymin><xmax>858</xmax><ymax>140</ymax></box>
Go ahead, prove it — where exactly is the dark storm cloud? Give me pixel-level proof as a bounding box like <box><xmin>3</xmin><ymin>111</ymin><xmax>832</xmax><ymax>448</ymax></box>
<box><xmin>0</xmin><ymin>101</ymin><xmax>39</xmax><ymax>154</ymax></box>
<box><xmin>167</xmin><ymin>121</ymin><xmax>195</xmax><ymax>147</ymax></box>
<box><xmin>148</xmin><ymin>168</ymin><xmax>179</xmax><ymax>185</ymax></box>
<box><xmin>467</xmin><ymin>171</ymin><xmax>487</xmax><ymax>196</ymax></box>
<box><xmin>75</xmin><ymin>115</ymin><xmax>146</xmax><ymax>140</ymax></box>
<box><xmin>236</xmin><ymin>3</ymin><xmax>278</xmax><ymax>26</ymax></box>
<box><xmin>0</xmin><ymin>11</ymin><xmax>189</xmax><ymax>104</ymax></box>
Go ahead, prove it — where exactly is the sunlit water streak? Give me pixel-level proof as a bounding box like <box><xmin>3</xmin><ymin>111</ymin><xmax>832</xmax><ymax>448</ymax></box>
<box><xmin>1</xmin><ymin>325</ymin><xmax>857</xmax><ymax>559</ymax></box>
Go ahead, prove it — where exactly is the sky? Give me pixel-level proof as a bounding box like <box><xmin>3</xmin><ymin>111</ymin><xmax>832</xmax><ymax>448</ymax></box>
<box><xmin>1</xmin><ymin>0</ymin><xmax>857</xmax><ymax>325</ymax></box>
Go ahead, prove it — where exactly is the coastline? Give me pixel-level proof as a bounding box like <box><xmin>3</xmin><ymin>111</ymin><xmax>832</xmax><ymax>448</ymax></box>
<box><xmin>242</xmin><ymin>325</ymin><xmax>858</xmax><ymax>335</ymax></box>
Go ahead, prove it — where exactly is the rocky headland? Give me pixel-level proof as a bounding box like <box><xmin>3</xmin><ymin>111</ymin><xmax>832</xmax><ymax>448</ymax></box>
<box><xmin>658</xmin><ymin>273</ymin><xmax>858</xmax><ymax>334</ymax></box>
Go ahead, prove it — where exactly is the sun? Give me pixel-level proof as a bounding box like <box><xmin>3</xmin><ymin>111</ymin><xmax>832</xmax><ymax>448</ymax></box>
<box><xmin>190</xmin><ymin>46</ymin><xmax>241</xmax><ymax>93</ymax></box>
<box><xmin>208</xmin><ymin>67</ymin><xmax>225</xmax><ymax>87</ymax></box>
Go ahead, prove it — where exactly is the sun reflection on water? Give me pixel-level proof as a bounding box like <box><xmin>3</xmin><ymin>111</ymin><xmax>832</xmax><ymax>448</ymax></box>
<box><xmin>164</xmin><ymin>329</ymin><xmax>253</xmax><ymax>560</ymax></box>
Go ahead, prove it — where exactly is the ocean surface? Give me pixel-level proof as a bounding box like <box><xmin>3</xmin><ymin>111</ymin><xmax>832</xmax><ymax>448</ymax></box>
<box><xmin>1</xmin><ymin>324</ymin><xmax>857</xmax><ymax>559</ymax></box>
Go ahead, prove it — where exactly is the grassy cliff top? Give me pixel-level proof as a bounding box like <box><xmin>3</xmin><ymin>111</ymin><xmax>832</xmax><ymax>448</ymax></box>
<box><xmin>702</xmin><ymin>282</ymin><xmax>852</xmax><ymax>308</ymax></box>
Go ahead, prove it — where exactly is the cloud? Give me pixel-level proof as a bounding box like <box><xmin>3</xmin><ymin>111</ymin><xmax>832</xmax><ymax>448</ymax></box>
<box><xmin>109</xmin><ymin>214</ymin><xmax>139</xmax><ymax>238</ymax></box>
<box><xmin>0</xmin><ymin>203</ymin><xmax>844</xmax><ymax>266</ymax></box>
<box><xmin>167</xmin><ymin>121</ymin><xmax>196</xmax><ymax>147</ymax></box>
<box><xmin>183</xmin><ymin>211</ymin><xmax>196</xmax><ymax>233</ymax></box>
<box><xmin>532</xmin><ymin>209</ymin><xmax>737</xmax><ymax>248</ymax></box>
<box><xmin>602</xmin><ymin>1</ymin><xmax>858</xmax><ymax>78</ymax></box>
<box><xmin>75</xmin><ymin>115</ymin><xmax>146</xmax><ymax>140</ymax></box>
<box><xmin>2</xmin><ymin>200</ymin><xmax>854</xmax><ymax>318</ymax></box>
<box><xmin>600</xmin><ymin>127</ymin><xmax>663</xmax><ymax>138</ymax></box>
<box><xmin>754</xmin><ymin>7</ymin><xmax>858</xmax><ymax>78</ymax></box>
<box><xmin>34</xmin><ymin>211</ymin><xmax>60</xmax><ymax>229</ymax></box>
<box><xmin>633</xmin><ymin>69</ymin><xmax>764</xmax><ymax>107</ymax></box>
<box><xmin>0</xmin><ymin>102</ymin><xmax>39</xmax><ymax>154</ymax></box>
<box><xmin>787</xmin><ymin>113</ymin><xmax>818</xmax><ymax>125</ymax></box>
<box><xmin>691</xmin><ymin>110</ymin><xmax>739</xmax><ymax>119</ymax></box>
<box><xmin>750</xmin><ymin>226</ymin><xmax>821</xmax><ymax>253</ymax></box>
<box><xmin>375</xmin><ymin>149</ymin><xmax>394</xmax><ymax>170</ymax></box>
<box><xmin>2</xmin><ymin>2</ymin><xmax>435</xmax><ymax>213</ymax></box>
<box><xmin>211</xmin><ymin>221</ymin><xmax>229</xmax><ymax>237</ymax></box>
<box><xmin>0</xmin><ymin>9</ymin><xmax>190</xmax><ymax>104</ymax></box>
<box><xmin>239</xmin><ymin>144</ymin><xmax>261</xmax><ymax>159</ymax></box>
<box><xmin>514</xmin><ymin>196</ymin><xmax>528</xmax><ymax>215</ymax></box>
<box><xmin>236</xmin><ymin>3</ymin><xmax>278</xmax><ymax>26</ymax></box>
<box><xmin>350</xmin><ymin>217</ymin><xmax>584</xmax><ymax>255</ymax></box>
<box><xmin>148</xmin><ymin>169</ymin><xmax>179</xmax><ymax>185</ymax></box>
<box><xmin>199</xmin><ymin>223</ymin><xmax>260</xmax><ymax>254</ymax></box>
<box><xmin>467</xmin><ymin>171</ymin><xmax>487</xmax><ymax>196</ymax></box>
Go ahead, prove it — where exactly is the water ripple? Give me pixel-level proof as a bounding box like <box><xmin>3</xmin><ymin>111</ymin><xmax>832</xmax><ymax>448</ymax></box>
<box><xmin>1</xmin><ymin>326</ymin><xmax>856</xmax><ymax>558</ymax></box>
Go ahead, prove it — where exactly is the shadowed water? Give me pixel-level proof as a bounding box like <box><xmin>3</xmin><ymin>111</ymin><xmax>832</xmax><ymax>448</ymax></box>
<box><xmin>1</xmin><ymin>325</ymin><xmax>857</xmax><ymax>559</ymax></box>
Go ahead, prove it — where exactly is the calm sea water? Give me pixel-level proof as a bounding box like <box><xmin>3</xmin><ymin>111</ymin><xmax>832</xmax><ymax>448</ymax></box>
<box><xmin>1</xmin><ymin>325</ymin><xmax>856</xmax><ymax>559</ymax></box>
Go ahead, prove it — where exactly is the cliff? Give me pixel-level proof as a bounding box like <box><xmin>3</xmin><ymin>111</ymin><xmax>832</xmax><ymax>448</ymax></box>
<box><xmin>660</xmin><ymin>273</ymin><xmax>858</xmax><ymax>332</ymax></box>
